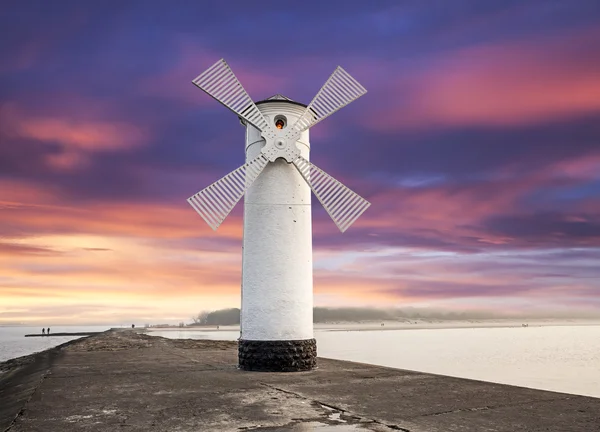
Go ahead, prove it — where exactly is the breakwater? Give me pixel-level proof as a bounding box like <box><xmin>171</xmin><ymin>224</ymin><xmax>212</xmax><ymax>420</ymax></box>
<box><xmin>24</xmin><ymin>332</ymin><xmax>104</xmax><ymax>338</ymax></box>
<box><xmin>1</xmin><ymin>330</ymin><xmax>598</xmax><ymax>431</ymax></box>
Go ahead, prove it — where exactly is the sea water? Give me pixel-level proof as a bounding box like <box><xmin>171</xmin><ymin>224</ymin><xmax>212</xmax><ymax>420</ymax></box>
<box><xmin>0</xmin><ymin>325</ymin><xmax>112</xmax><ymax>362</ymax></box>
<box><xmin>150</xmin><ymin>325</ymin><xmax>600</xmax><ymax>398</ymax></box>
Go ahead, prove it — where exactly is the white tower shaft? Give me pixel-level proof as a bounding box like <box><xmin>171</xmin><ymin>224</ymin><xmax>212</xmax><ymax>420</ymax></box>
<box><xmin>239</xmin><ymin>100</ymin><xmax>316</xmax><ymax>370</ymax></box>
<box><xmin>238</xmin><ymin>101</ymin><xmax>316</xmax><ymax>369</ymax></box>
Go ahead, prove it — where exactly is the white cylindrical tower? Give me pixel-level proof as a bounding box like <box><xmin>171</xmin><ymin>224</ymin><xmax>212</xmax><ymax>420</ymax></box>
<box><xmin>238</xmin><ymin>95</ymin><xmax>316</xmax><ymax>371</ymax></box>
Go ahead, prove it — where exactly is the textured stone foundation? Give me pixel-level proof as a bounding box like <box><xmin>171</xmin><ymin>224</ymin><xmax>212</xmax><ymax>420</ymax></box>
<box><xmin>238</xmin><ymin>339</ymin><xmax>317</xmax><ymax>372</ymax></box>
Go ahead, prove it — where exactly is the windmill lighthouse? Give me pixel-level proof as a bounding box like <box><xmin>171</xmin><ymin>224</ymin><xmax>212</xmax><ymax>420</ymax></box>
<box><xmin>188</xmin><ymin>59</ymin><xmax>369</xmax><ymax>371</ymax></box>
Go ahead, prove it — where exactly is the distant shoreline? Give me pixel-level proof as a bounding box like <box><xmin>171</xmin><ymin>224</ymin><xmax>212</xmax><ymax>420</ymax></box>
<box><xmin>3</xmin><ymin>319</ymin><xmax>600</xmax><ymax>332</ymax></box>
<box><xmin>144</xmin><ymin>318</ymin><xmax>600</xmax><ymax>333</ymax></box>
<box><xmin>315</xmin><ymin>319</ymin><xmax>600</xmax><ymax>332</ymax></box>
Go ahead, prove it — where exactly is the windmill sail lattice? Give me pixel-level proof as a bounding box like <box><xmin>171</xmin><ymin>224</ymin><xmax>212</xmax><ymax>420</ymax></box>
<box><xmin>293</xmin><ymin>156</ymin><xmax>370</xmax><ymax>232</ymax></box>
<box><xmin>188</xmin><ymin>59</ymin><xmax>369</xmax><ymax>232</ymax></box>
<box><xmin>192</xmin><ymin>59</ymin><xmax>276</xmax><ymax>138</ymax></box>
<box><xmin>187</xmin><ymin>154</ymin><xmax>268</xmax><ymax>230</ymax></box>
<box><xmin>285</xmin><ymin>67</ymin><xmax>367</xmax><ymax>140</ymax></box>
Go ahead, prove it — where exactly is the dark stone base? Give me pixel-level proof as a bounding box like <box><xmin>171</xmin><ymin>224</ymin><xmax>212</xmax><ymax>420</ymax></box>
<box><xmin>238</xmin><ymin>339</ymin><xmax>317</xmax><ymax>372</ymax></box>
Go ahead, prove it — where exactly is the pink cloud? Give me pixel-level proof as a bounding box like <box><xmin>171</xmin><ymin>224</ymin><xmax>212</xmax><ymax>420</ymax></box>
<box><xmin>364</xmin><ymin>27</ymin><xmax>600</xmax><ymax>131</ymax></box>
<box><xmin>1</xmin><ymin>104</ymin><xmax>148</xmax><ymax>170</ymax></box>
<box><xmin>7</xmin><ymin>111</ymin><xmax>145</xmax><ymax>151</ymax></box>
<box><xmin>549</xmin><ymin>153</ymin><xmax>600</xmax><ymax>180</ymax></box>
<box><xmin>0</xmin><ymin>179</ymin><xmax>63</xmax><ymax>205</ymax></box>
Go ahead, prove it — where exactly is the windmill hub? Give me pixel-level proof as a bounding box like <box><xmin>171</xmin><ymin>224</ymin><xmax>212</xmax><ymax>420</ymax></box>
<box><xmin>261</xmin><ymin>131</ymin><xmax>301</xmax><ymax>163</ymax></box>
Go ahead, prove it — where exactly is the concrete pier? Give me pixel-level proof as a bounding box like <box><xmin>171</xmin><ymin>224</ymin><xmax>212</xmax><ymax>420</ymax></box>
<box><xmin>1</xmin><ymin>330</ymin><xmax>598</xmax><ymax>431</ymax></box>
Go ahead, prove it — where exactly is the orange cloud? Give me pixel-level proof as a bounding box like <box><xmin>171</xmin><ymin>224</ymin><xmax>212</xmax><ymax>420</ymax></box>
<box><xmin>0</xmin><ymin>198</ymin><xmax>242</xmax><ymax>241</ymax></box>
<box><xmin>0</xmin><ymin>225</ymin><xmax>244</xmax><ymax>324</ymax></box>
<box><xmin>0</xmin><ymin>178</ymin><xmax>246</xmax><ymax>323</ymax></box>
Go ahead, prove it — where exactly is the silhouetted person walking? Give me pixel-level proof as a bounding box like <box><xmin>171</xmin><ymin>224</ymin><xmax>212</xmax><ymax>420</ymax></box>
<box><xmin>47</xmin><ymin>328</ymin><xmax>50</xmax><ymax>335</ymax></box>
<box><xmin>42</xmin><ymin>328</ymin><xmax>45</xmax><ymax>335</ymax></box>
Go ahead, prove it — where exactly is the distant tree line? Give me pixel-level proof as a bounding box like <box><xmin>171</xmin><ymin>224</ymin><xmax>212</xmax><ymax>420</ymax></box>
<box><xmin>191</xmin><ymin>308</ymin><xmax>241</xmax><ymax>325</ymax></box>
<box><xmin>189</xmin><ymin>306</ymin><xmax>543</xmax><ymax>326</ymax></box>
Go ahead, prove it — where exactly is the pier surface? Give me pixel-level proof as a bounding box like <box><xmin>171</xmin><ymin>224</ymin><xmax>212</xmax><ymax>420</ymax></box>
<box><xmin>1</xmin><ymin>330</ymin><xmax>599</xmax><ymax>431</ymax></box>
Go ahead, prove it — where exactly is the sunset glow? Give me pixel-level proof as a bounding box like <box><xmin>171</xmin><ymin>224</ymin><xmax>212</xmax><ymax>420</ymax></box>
<box><xmin>1</xmin><ymin>1</ymin><xmax>599</xmax><ymax>325</ymax></box>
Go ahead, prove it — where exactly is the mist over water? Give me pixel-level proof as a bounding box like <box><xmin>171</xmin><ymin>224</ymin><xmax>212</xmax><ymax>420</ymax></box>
<box><xmin>313</xmin><ymin>307</ymin><xmax>600</xmax><ymax>321</ymax></box>
<box><xmin>190</xmin><ymin>307</ymin><xmax>600</xmax><ymax>326</ymax></box>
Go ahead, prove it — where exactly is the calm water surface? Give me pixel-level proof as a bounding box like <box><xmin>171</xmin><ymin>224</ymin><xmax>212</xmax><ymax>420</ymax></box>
<box><xmin>0</xmin><ymin>326</ymin><xmax>112</xmax><ymax>362</ymax></box>
<box><xmin>151</xmin><ymin>325</ymin><xmax>600</xmax><ymax>398</ymax></box>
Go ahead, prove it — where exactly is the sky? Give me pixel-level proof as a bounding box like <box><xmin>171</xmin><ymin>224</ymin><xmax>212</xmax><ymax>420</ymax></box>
<box><xmin>1</xmin><ymin>0</ymin><xmax>599</xmax><ymax>325</ymax></box>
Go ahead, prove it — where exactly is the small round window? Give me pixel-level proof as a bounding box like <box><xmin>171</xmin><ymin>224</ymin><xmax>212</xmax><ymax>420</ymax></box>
<box><xmin>274</xmin><ymin>115</ymin><xmax>287</xmax><ymax>130</ymax></box>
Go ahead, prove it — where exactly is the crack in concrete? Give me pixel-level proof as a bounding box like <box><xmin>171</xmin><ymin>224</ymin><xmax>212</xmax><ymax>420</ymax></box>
<box><xmin>4</xmin><ymin>369</ymin><xmax>51</xmax><ymax>432</ymax></box>
<box><xmin>413</xmin><ymin>395</ymin><xmax>576</xmax><ymax>419</ymax></box>
<box><xmin>260</xmin><ymin>383</ymin><xmax>412</xmax><ymax>432</ymax></box>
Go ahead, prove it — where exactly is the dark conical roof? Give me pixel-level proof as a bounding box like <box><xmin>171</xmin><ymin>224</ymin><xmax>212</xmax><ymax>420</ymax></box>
<box><xmin>255</xmin><ymin>94</ymin><xmax>307</xmax><ymax>108</ymax></box>
<box><xmin>266</xmin><ymin>94</ymin><xmax>293</xmax><ymax>101</ymax></box>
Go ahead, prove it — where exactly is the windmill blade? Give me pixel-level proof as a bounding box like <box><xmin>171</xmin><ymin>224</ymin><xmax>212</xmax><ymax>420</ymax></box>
<box><xmin>293</xmin><ymin>156</ymin><xmax>370</xmax><ymax>232</ymax></box>
<box><xmin>285</xmin><ymin>67</ymin><xmax>367</xmax><ymax>139</ymax></box>
<box><xmin>188</xmin><ymin>154</ymin><xmax>269</xmax><ymax>230</ymax></box>
<box><xmin>192</xmin><ymin>59</ymin><xmax>275</xmax><ymax>138</ymax></box>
